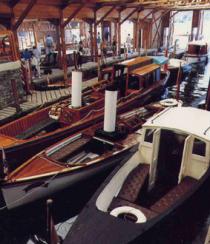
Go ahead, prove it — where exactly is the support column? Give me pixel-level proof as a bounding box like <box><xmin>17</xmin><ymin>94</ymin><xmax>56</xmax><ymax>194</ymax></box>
<box><xmin>89</xmin><ymin>22</ymin><xmax>94</xmax><ymax>61</ymax></box>
<box><xmin>55</xmin><ymin>22</ymin><xmax>62</xmax><ymax>68</ymax></box>
<box><xmin>94</xmin><ymin>10</ymin><xmax>97</xmax><ymax>62</ymax></box>
<box><xmin>10</xmin><ymin>7</ymin><xmax>20</xmax><ymax>56</ymax></box>
<box><xmin>136</xmin><ymin>11</ymin><xmax>140</xmax><ymax>54</ymax></box>
<box><xmin>133</xmin><ymin>19</ymin><xmax>137</xmax><ymax>51</ymax></box>
<box><xmin>32</xmin><ymin>22</ymin><xmax>38</xmax><ymax>47</ymax></box>
<box><xmin>117</xmin><ymin>10</ymin><xmax>121</xmax><ymax>56</ymax></box>
<box><xmin>191</xmin><ymin>10</ymin><xmax>201</xmax><ymax>41</ymax></box>
<box><xmin>60</xmin><ymin>11</ymin><xmax>68</xmax><ymax>84</ymax></box>
<box><xmin>161</xmin><ymin>11</ymin><xmax>170</xmax><ymax>48</ymax></box>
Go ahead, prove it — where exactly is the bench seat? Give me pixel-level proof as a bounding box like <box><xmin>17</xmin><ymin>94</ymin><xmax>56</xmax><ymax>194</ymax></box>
<box><xmin>150</xmin><ymin>176</ymin><xmax>197</xmax><ymax>213</ymax></box>
<box><xmin>118</xmin><ymin>163</ymin><xmax>149</xmax><ymax>203</ymax></box>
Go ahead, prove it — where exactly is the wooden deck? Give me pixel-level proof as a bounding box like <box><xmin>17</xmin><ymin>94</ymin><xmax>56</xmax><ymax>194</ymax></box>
<box><xmin>0</xmin><ymin>78</ymin><xmax>98</xmax><ymax>126</ymax></box>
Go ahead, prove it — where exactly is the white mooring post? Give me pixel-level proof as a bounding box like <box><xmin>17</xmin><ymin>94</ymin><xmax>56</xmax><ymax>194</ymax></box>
<box><xmin>103</xmin><ymin>89</ymin><xmax>118</xmax><ymax>133</ymax></box>
<box><xmin>71</xmin><ymin>70</ymin><xmax>82</xmax><ymax>108</ymax></box>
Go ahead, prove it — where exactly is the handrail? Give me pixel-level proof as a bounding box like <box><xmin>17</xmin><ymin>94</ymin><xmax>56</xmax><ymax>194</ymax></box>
<box><xmin>204</xmin><ymin>126</ymin><xmax>210</xmax><ymax>135</ymax></box>
<box><xmin>151</xmin><ymin>107</ymin><xmax>171</xmax><ymax>124</ymax></box>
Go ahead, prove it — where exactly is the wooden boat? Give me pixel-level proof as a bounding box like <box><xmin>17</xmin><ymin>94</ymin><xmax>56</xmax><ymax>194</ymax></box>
<box><xmin>65</xmin><ymin>107</ymin><xmax>210</xmax><ymax>244</ymax></box>
<box><xmin>151</xmin><ymin>56</ymin><xmax>192</xmax><ymax>85</ymax></box>
<box><xmin>167</xmin><ymin>58</ymin><xmax>192</xmax><ymax>85</ymax></box>
<box><xmin>184</xmin><ymin>41</ymin><xmax>208</xmax><ymax>68</ymax></box>
<box><xmin>0</xmin><ymin>57</ymin><xmax>169</xmax><ymax>174</ymax></box>
<box><xmin>1</xmin><ymin>103</ymin><xmax>164</xmax><ymax>209</ymax></box>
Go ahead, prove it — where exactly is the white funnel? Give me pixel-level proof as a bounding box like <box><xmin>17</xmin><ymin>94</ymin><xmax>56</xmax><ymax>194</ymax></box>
<box><xmin>71</xmin><ymin>70</ymin><xmax>82</xmax><ymax>108</ymax></box>
<box><xmin>104</xmin><ymin>89</ymin><xmax>118</xmax><ymax>132</ymax></box>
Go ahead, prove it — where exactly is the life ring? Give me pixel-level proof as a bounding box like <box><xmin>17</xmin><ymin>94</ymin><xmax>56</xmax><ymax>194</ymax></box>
<box><xmin>110</xmin><ymin>206</ymin><xmax>147</xmax><ymax>223</ymax></box>
<box><xmin>160</xmin><ymin>98</ymin><xmax>180</xmax><ymax>107</ymax></box>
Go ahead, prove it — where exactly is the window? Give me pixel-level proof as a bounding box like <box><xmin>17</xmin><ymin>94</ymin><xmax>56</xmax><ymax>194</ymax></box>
<box><xmin>144</xmin><ymin>129</ymin><xmax>155</xmax><ymax>143</ymax></box>
<box><xmin>192</xmin><ymin>138</ymin><xmax>206</xmax><ymax>157</ymax></box>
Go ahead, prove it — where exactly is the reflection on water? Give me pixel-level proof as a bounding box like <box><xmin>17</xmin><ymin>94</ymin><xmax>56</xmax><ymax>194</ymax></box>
<box><xmin>0</xmin><ymin>63</ymin><xmax>210</xmax><ymax>244</ymax></box>
<box><xmin>166</xmin><ymin>62</ymin><xmax>210</xmax><ymax>107</ymax></box>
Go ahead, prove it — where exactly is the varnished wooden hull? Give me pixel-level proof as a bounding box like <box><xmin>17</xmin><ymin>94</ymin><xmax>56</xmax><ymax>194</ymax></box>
<box><xmin>167</xmin><ymin>64</ymin><xmax>192</xmax><ymax>85</ymax></box>
<box><xmin>0</xmin><ymin>71</ymin><xmax>169</xmax><ymax>172</ymax></box>
<box><xmin>1</xmin><ymin>148</ymin><xmax>134</xmax><ymax>209</ymax></box>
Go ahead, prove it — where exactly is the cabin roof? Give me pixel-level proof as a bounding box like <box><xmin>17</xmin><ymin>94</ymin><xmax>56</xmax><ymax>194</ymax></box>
<box><xmin>118</xmin><ymin>56</ymin><xmax>152</xmax><ymax>67</ymax></box>
<box><xmin>188</xmin><ymin>41</ymin><xmax>207</xmax><ymax>46</ymax></box>
<box><xmin>131</xmin><ymin>63</ymin><xmax>160</xmax><ymax>76</ymax></box>
<box><xmin>144</xmin><ymin>107</ymin><xmax>210</xmax><ymax>141</ymax></box>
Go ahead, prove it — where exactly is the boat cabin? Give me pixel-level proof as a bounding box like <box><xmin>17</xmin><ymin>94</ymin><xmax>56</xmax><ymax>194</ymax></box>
<box><xmin>140</xmin><ymin>107</ymin><xmax>210</xmax><ymax>188</ymax></box>
<box><xmin>96</xmin><ymin>107</ymin><xmax>210</xmax><ymax>223</ymax></box>
<box><xmin>113</xmin><ymin>56</ymin><xmax>162</xmax><ymax>96</ymax></box>
<box><xmin>129</xmin><ymin>63</ymin><xmax>161</xmax><ymax>95</ymax></box>
<box><xmin>187</xmin><ymin>41</ymin><xmax>208</xmax><ymax>56</ymax></box>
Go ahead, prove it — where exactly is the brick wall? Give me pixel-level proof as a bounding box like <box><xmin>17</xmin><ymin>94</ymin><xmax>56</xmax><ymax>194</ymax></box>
<box><xmin>0</xmin><ymin>61</ymin><xmax>25</xmax><ymax>109</ymax></box>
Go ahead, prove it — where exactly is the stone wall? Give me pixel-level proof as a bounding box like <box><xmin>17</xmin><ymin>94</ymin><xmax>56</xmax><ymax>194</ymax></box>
<box><xmin>0</xmin><ymin>61</ymin><xmax>25</xmax><ymax>109</ymax></box>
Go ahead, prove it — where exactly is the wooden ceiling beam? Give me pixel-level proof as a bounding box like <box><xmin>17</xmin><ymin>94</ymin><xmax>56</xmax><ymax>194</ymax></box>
<box><xmin>151</xmin><ymin>9</ymin><xmax>170</xmax><ymax>25</ymax></box>
<box><xmin>169</xmin><ymin>11</ymin><xmax>178</xmax><ymax>19</ymax></box>
<box><xmin>61</xmin><ymin>0</ymin><xmax>72</xmax><ymax>10</ymax></box>
<box><xmin>9</xmin><ymin>0</ymin><xmax>20</xmax><ymax>8</ymax></box>
<box><xmin>141</xmin><ymin>9</ymin><xmax>157</xmax><ymax>21</ymax></box>
<box><xmin>62</xmin><ymin>3</ymin><xmax>86</xmax><ymax>27</ymax></box>
<box><xmin>120</xmin><ymin>6</ymin><xmax>144</xmax><ymax>24</ymax></box>
<box><xmin>12</xmin><ymin>0</ymin><xmax>37</xmax><ymax>30</ymax></box>
<box><xmin>96</xmin><ymin>6</ymin><xmax>116</xmax><ymax>25</ymax></box>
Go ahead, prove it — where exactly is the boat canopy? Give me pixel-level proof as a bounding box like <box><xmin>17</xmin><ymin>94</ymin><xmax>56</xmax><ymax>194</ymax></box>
<box><xmin>150</xmin><ymin>56</ymin><xmax>168</xmax><ymax>65</ymax></box>
<box><xmin>144</xmin><ymin>107</ymin><xmax>210</xmax><ymax>141</ymax></box>
<box><xmin>119</xmin><ymin>56</ymin><xmax>152</xmax><ymax>67</ymax></box>
<box><xmin>131</xmin><ymin>63</ymin><xmax>160</xmax><ymax>77</ymax></box>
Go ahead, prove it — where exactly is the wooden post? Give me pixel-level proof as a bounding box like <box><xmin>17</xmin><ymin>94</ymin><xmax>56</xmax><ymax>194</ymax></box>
<box><xmin>191</xmin><ymin>10</ymin><xmax>200</xmax><ymax>41</ymax></box>
<box><xmin>205</xmin><ymin>79</ymin><xmax>210</xmax><ymax>111</ymax></box>
<box><xmin>60</xmin><ymin>11</ymin><xmax>68</xmax><ymax>84</ymax></box>
<box><xmin>89</xmin><ymin>22</ymin><xmax>94</xmax><ymax>61</ymax></box>
<box><xmin>55</xmin><ymin>22</ymin><xmax>62</xmax><ymax>68</ymax></box>
<box><xmin>32</xmin><ymin>23</ymin><xmax>38</xmax><ymax>47</ymax></box>
<box><xmin>136</xmin><ymin>11</ymin><xmax>140</xmax><ymax>55</ymax></box>
<box><xmin>46</xmin><ymin>199</ymin><xmax>59</xmax><ymax>244</ymax></box>
<box><xmin>11</xmin><ymin>79</ymin><xmax>22</xmax><ymax>113</ymax></box>
<box><xmin>94</xmin><ymin>10</ymin><xmax>97</xmax><ymax>62</ymax></box>
<box><xmin>133</xmin><ymin>19</ymin><xmax>137</xmax><ymax>51</ymax></box>
<box><xmin>176</xmin><ymin>63</ymin><xmax>181</xmax><ymax>101</ymax></box>
<box><xmin>117</xmin><ymin>10</ymin><xmax>121</xmax><ymax>56</ymax></box>
<box><xmin>10</xmin><ymin>7</ymin><xmax>20</xmax><ymax>57</ymax></box>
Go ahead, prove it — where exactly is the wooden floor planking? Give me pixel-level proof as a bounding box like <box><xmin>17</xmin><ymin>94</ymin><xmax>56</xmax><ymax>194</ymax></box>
<box><xmin>41</xmin><ymin>91</ymin><xmax>48</xmax><ymax>104</ymax></box>
<box><xmin>0</xmin><ymin>77</ymin><xmax>99</xmax><ymax>125</ymax></box>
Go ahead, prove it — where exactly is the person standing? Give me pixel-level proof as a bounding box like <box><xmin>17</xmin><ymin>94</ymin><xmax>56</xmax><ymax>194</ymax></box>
<box><xmin>45</xmin><ymin>34</ymin><xmax>54</xmax><ymax>54</ymax></box>
<box><xmin>126</xmin><ymin>33</ymin><xmax>132</xmax><ymax>53</ymax></box>
<box><xmin>45</xmin><ymin>34</ymin><xmax>54</xmax><ymax>64</ymax></box>
<box><xmin>112</xmin><ymin>35</ymin><xmax>117</xmax><ymax>58</ymax></box>
<box><xmin>32</xmin><ymin>45</ymin><xmax>41</xmax><ymax>78</ymax></box>
<box><xmin>101</xmin><ymin>39</ymin><xmax>107</xmax><ymax>64</ymax></box>
<box><xmin>97</xmin><ymin>32</ymin><xmax>101</xmax><ymax>50</ymax></box>
<box><xmin>77</xmin><ymin>40</ymin><xmax>84</xmax><ymax>69</ymax></box>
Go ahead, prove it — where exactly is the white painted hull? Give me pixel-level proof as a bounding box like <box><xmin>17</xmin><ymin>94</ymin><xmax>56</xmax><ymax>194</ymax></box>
<box><xmin>185</xmin><ymin>55</ymin><xmax>207</xmax><ymax>64</ymax></box>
